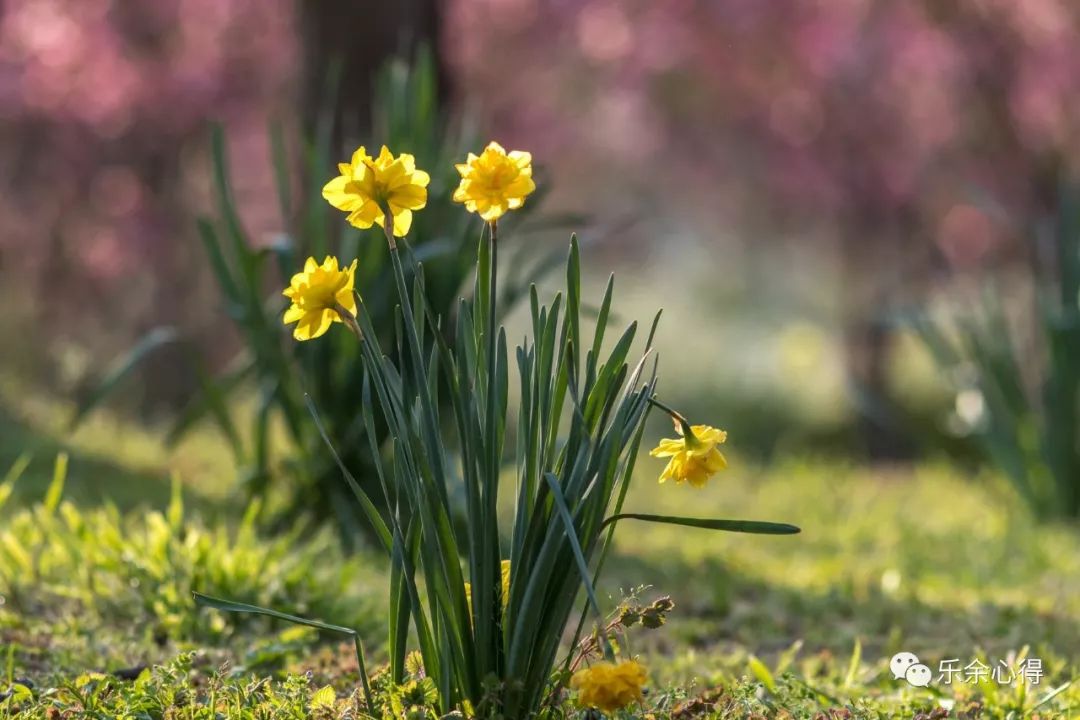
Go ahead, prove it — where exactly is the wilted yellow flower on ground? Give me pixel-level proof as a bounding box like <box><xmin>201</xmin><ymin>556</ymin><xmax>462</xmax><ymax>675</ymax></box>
<box><xmin>453</xmin><ymin>141</ymin><xmax>536</xmax><ymax>221</ymax></box>
<box><xmin>282</xmin><ymin>256</ymin><xmax>358</xmax><ymax>341</ymax></box>
<box><xmin>649</xmin><ymin>422</ymin><xmax>728</xmax><ymax>488</ymax></box>
<box><xmin>322</xmin><ymin>146</ymin><xmax>430</xmax><ymax>237</ymax></box>
<box><xmin>571</xmin><ymin>660</ymin><xmax>647</xmax><ymax>714</ymax></box>
<box><xmin>465</xmin><ymin>559</ymin><xmax>511</xmax><ymax>615</ymax></box>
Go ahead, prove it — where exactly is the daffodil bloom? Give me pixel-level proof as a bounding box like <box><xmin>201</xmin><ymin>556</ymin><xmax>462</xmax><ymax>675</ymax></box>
<box><xmin>571</xmin><ymin>660</ymin><xmax>647</xmax><ymax>713</ymax></box>
<box><xmin>282</xmin><ymin>256</ymin><xmax>358</xmax><ymax>341</ymax></box>
<box><xmin>322</xmin><ymin>146</ymin><xmax>430</xmax><ymax>237</ymax></box>
<box><xmin>649</xmin><ymin>422</ymin><xmax>728</xmax><ymax>488</ymax></box>
<box><xmin>453</xmin><ymin>141</ymin><xmax>536</xmax><ymax>221</ymax></box>
<box><xmin>464</xmin><ymin>559</ymin><xmax>511</xmax><ymax>616</ymax></box>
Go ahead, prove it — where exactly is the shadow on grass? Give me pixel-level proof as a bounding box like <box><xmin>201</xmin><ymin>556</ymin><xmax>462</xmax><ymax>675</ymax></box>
<box><xmin>0</xmin><ymin>401</ymin><xmax>219</xmax><ymax>516</ymax></box>
<box><xmin>607</xmin><ymin>553</ymin><xmax>1080</xmax><ymax>664</ymax></box>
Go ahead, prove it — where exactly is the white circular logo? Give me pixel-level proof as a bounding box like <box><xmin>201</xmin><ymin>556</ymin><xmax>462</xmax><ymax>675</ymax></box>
<box><xmin>890</xmin><ymin>652</ymin><xmax>920</xmax><ymax>680</ymax></box>
<box><xmin>905</xmin><ymin>663</ymin><xmax>933</xmax><ymax>687</ymax></box>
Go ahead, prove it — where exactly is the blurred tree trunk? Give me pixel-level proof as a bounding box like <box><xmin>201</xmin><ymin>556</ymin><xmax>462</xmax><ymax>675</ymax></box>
<box><xmin>840</xmin><ymin>208</ymin><xmax>919</xmax><ymax>460</ymax></box>
<box><xmin>296</xmin><ymin>0</ymin><xmax>447</xmax><ymax>141</ymax></box>
<box><xmin>289</xmin><ymin>1</ymin><xmax>447</xmax><ymax>550</ymax></box>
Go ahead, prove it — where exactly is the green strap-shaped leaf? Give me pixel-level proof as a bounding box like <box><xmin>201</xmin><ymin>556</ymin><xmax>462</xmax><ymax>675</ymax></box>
<box><xmin>304</xmin><ymin>394</ymin><xmax>393</xmax><ymax>554</ymax></box>
<box><xmin>210</xmin><ymin>125</ymin><xmax>256</xmax><ymax>284</ymax></box>
<box><xmin>193</xmin><ymin>591</ymin><xmax>372</xmax><ymax>713</ymax></box>
<box><xmin>268</xmin><ymin>118</ymin><xmax>292</xmax><ymax>229</ymax></box>
<box><xmin>70</xmin><ymin>327</ymin><xmax>180</xmax><ymax>429</ymax></box>
<box><xmin>196</xmin><ymin>218</ymin><xmax>240</xmax><ymax>305</ymax></box>
<box><xmin>566</xmin><ymin>236</ymin><xmax>582</xmax><ymax>374</ymax></box>
<box><xmin>184</xmin><ymin>346</ymin><xmax>245</xmax><ymax>460</ymax></box>
<box><xmin>165</xmin><ymin>359</ymin><xmax>253</xmax><ymax>449</ymax></box>
<box><xmin>600</xmin><ymin>513</ymin><xmax>801</xmax><ymax>535</ymax></box>
<box><xmin>543</xmin><ymin>472</ymin><xmax>613</xmax><ymax>660</ymax></box>
<box><xmin>389</xmin><ymin>530</ymin><xmax>411</xmax><ymax>684</ymax></box>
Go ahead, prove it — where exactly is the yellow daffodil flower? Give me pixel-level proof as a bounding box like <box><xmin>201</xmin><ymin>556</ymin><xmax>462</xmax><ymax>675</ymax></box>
<box><xmin>282</xmin><ymin>256</ymin><xmax>357</xmax><ymax>341</ymax></box>
<box><xmin>649</xmin><ymin>422</ymin><xmax>728</xmax><ymax>488</ymax></box>
<box><xmin>453</xmin><ymin>141</ymin><xmax>536</xmax><ymax>221</ymax></box>
<box><xmin>322</xmin><ymin>146</ymin><xmax>430</xmax><ymax>237</ymax></box>
<box><xmin>571</xmin><ymin>660</ymin><xmax>647</xmax><ymax>713</ymax></box>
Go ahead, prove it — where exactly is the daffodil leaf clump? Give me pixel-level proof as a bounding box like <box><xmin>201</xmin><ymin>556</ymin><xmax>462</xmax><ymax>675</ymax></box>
<box><xmin>198</xmin><ymin>140</ymin><xmax>800</xmax><ymax>719</ymax></box>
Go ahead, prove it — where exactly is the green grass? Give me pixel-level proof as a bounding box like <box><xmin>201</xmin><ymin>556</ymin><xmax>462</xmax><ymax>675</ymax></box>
<box><xmin>1</xmin><ymin>402</ymin><xmax>1078</xmax><ymax>717</ymax></box>
<box><xmin>0</xmin><ymin>456</ymin><xmax>386</xmax><ymax>688</ymax></box>
<box><xmin>0</xmin><ymin>379</ymin><xmax>235</xmax><ymax>512</ymax></box>
<box><xmin>607</xmin><ymin>456</ymin><xmax>1079</xmax><ymax>716</ymax></box>
<box><xmin>617</xmin><ymin>456</ymin><xmax>1079</xmax><ymax>656</ymax></box>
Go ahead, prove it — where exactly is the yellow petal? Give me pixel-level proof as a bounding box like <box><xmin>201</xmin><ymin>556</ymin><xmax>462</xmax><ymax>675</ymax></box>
<box><xmin>346</xmin><ymin>203</ymin><xmax>380</xmax><ymax>229</ymax></box>
<box><xmin>391</xmin><ymin>208</ymin><xmax>413</xmax><ymax>237</ymax></box>
<box><xmin>294</xmin><ymin>309</ymin><xmax>333</xmax><ymax>341</ymax></box>
<box><xmin>389</xmin><ymin>184</ymin><xmax>427</xmax><ymax>210</ymax></box>
<box><xmin>283</xmin><ymin>304</ymin><xmax>305</xmax><ymax>324</ymax></box>
<box><xmin>411</xmin><ymin>169</ymin><xmax>431</xmax><ymax>187</ymax></box>
<box><xmin>508</xmin><ymin>175</ymin><xmax>536</xmax><ymax>197</ymax></box>
<box><xmin>381</xmin><ymin>158</ymin><xmax>407</xmax><ymax>186</ymax></box>
<box><xmin>508</xmin><ymin>150</ymin><xmax>532</xmax><ymax>168</ymax></box>
<box><xmin>649</xmin><ymin>438</ymin><xmax>685</xmax><ymax>457</ymax></box>
<box><xmin>343</xmin><ymin>259</ymin><xmax>358</xmax><ymax>290</ymax></box>
<box><xmin>479</xmin><ymin>204</ymin><xmax>505</xmax><ymax>222</ymax></box>
<box><xmin>704</xmin><ymin>448</ymin><xmax>727</xmax><ymax>472</ymax></box>
<box><xmin>335</xmin><ymin>289</ymin><xmax>357</xmax><ymax>316</ymax></box>
<box><xmin>321</xmin><ymin>175</ymin><xmax>358</xmax><ymax>211</ymax></box>
<box><xmin>658</xmin><ymin>457</ymin><xmax>679</xmax><ymax>483</ymax></box>
<box><xmin>350</xmin><ymin>146</ymin><xmax>371</xmax><ymax>167</ymax></box>
<box><xmin>452</xmin><ymin>183</ymin><xmax>470</xmax><ymax>202</ymax></box>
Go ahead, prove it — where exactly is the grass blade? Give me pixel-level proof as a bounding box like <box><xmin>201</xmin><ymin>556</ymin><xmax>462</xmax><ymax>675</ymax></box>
<box><xmin>748</xmin><ymin>654</ymin><xmax>777</xmax><ymax>693</ymax></box>
<box><xmin>843</xmin><ymin>638</ymin><xmax>861</xmax><ymax>688</ymax></box>
<box><xmin>1031</xmin><ymin>680</ymin><xmax>1072</xmax><ymax>711</ymax></box>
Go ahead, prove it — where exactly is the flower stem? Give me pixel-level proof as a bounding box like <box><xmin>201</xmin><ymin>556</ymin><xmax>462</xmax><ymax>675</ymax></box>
<box><xmin>479</xmin><ymin>217</ymin><xmax>501</xmax><ymax>668</ymax></box>
<box><xmin>645</xmin><ymin>396</ymin><xmax>687</xmax><ymax>424</ymax></box>
<box><xmin>381</xmin><ymin>210</ymin><xmax>397</xmax><ymax>250</ymax></box>
<box><xmin>333</xmin><ymin>302</ymin><xmax>363</xmax><ymax>340</ymax></box>
<box><xmin>646</xmin><ymin>396</ymin><xmax>703</xmax><ymax>446</ymax></box>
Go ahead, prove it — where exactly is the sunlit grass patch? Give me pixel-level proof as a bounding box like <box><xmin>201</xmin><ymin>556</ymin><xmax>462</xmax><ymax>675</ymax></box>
<box><xmin>0</xmin><ymin>456</ymin><xmax>386</xmax><ymax>683</ymax></box>
<box><xmin>0</xmin><ymin>378</ymin><xmax>235</xmax><ymax>511</ymax></box>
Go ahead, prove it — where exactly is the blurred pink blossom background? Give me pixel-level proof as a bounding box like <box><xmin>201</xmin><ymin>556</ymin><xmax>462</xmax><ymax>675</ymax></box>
<box><xmin>2</xmin><ymin>0</ymin><xmax>1079</xmax><ymax>411</ymax></box>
